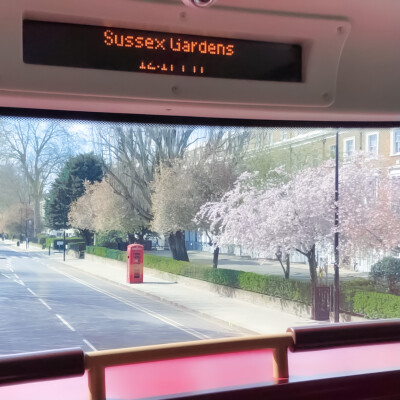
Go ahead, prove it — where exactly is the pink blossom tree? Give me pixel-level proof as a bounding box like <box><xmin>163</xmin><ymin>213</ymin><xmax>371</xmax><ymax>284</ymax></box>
<box><xmin>197</xmin><ymin>155</ymin><xmax>400</xmax><ymax>282</ymax></box>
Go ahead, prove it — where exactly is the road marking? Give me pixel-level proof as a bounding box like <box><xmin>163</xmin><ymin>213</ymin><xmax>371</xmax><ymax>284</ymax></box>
<box><xmin>56</xmin><ymin>314</ymin><xmax>76</xmax><ymax>332</ymax></box>
<box><xmin>83</xmin><ymin>339</ymin><xmax>97</xmax><ymax>351</ymax></box>
<box><xmin>51</xmin><ymin>267</ymin><xmax>210</xmax><ymax>340</ymax></box>
<box><xmin>38</xmin><ymin>298</ymin><xmax>52</xmax><ymax>310</ymax></box>
<box><xmin>13</xmin><ymin>273</ymin><xmax>19</xmax><ymax>279</ymax></box>
<box><xmin>1</xmin><ymin>273</ymin><xmax>11</xmax><ymax>279</ymax></box>
<box><xmin>27</xmin><ymin>288</ymin><xmax>37</xmax><ymax>296</ymax></box>
<box><xmin>15</xmin><ymin>279</ymin><xmax>25</xmax><ymax>286</ymax></box>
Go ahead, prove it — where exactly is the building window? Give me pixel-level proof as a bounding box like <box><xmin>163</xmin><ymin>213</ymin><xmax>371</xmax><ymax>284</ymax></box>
<box><xmin>394</xmin><ymin>131</ymin><xmax>400</xmax><ymax>154</ymax></box>
<box><xmin>256</xmin><ymin>133</ymin><xmax>263</xmax><ymax>148</ymax></box>
<box><xmin>268</xmin><ymin>132</ymin><xmax>273</xmax><ymax>145</ymax></box>
<box><xmin>281</xmin><ymin>131</ymin><xmax>287</xmax><ymax>141</ymax></box>
<box><xmin>330</xmin><ymin>144</ymin><xmax>336</xmax><ymax>158</ymax></box>
<box><xmin>344</xmin><ymin>137</ymin><xmax>355</xmax><ymax>158</ymax></box>
<box><xmin>312</xmin><ymin>152</ymin><xmax>319</xmax><ymax>167</ymax></box>
<box><xmin>367</xmin><ymin>133</ymin><xmax>378</xmax><ymax>154</ymax></box>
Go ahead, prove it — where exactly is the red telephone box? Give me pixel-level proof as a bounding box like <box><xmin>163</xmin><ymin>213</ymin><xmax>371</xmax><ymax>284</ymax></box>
<box><xmin>127</xmin><ymin>244</ymin><xmax>144</xmax><ymax>283</ymax></box>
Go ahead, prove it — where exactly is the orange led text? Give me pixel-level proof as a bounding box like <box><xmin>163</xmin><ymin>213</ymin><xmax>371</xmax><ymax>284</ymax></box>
<box><xmin>139</xmin><ymin>61</ymin><xmax>204</xmax><ymax>74</ymax></box>
<box><xmin>104</xmin><ymin>30</ymin><xmax>166</xmax><ymax>50</ymax></box>
<box><xmin>104</xmin><ymin>30</ymin><xmax>234</xmax><ymax>56</ymax></box>
<box><xmin>169</xmin><ymin>38</ymin><xmax>234</xmax><ymax>56</ymax></box>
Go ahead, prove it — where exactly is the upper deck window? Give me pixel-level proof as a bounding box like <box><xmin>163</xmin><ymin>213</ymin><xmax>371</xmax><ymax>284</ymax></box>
<box><xmin>0</xmin><ymin>116</ymin><xmax>400</xmax><ymax>356</ymax></box>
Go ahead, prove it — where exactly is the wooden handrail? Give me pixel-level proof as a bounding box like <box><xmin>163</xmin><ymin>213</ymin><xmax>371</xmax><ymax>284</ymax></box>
<box><xmin>0</xmin><ymin>348</ymin><xmax>84</xmax><ymax>386</ymax></box>
<box><xmin>85</xmin><ymin>334</ymin><xmax>293</xmax><ymax>400</ymax></box>
<box><xmin>85</xmin><ymin>334</ymin><xmax>293</xmax><ymax>367</ymax></box>
<box><xmin>288</xmin><ymin>319</ymin><xmax>400</xmax><ymax>351</ymax></box>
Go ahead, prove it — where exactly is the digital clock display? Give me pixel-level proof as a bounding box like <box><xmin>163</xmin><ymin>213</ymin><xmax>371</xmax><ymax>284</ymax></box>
<box><xmin>23</xmin><ymin>20</ymin><xmax>302</xmax><ymax>82</ymax></box>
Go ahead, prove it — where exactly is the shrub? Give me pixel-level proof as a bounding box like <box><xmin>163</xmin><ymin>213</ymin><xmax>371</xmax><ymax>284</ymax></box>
<box><xmin>86</xmin><ymin>245</ymin><xmax>126</xmax><ymax>262</ymax></box>
<box><xmin>68</xmin><ymin>242</ymin><xmax>86</xmax><ymax>252</ymax></box>
<box><xmin>30</xmin><ymin>236</ymin><xmax>46</xmax><ymax>246</ymax></box>
<box><xmin>45</xmin><ymin>236</ymin><xmax>84</xmax><ymax>249</ymax></box>
<box><xmin>339</xmin><ymin>278</ymin><xmax>374</xmax><ymax>313</ymax></box>
<box><xmin>96</xmin><ymin>230</ymin><xmax>127</xmax><ymax>250</ymax></box>
<box><xmin>370</xmin><ymin>257</ymin><xmax>400</xmax><ymax>295</ymax></box>
<box><xmin>352</xmin><ymin>291</ymin><xmax>400</xmax><ymax>319</ymax></box>
<box><xmin>37</xmin><ymin>234</ymin><xmax>47</xmax><ymax>245</ymax></box>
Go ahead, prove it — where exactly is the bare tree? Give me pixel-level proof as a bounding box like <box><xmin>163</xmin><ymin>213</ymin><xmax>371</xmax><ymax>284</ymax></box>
<box><xmin>93</xmin><ymin>123</ymin><xmax>249</xmax><ymax>261</ymax></box>
<box><xmin>69</xmin><ymin>178</ymin><xmax>147</xmax><ymax>242</ymax></box>
<box><xmin>0</xmin><ymin>164</ymin><xmax>28</xmax><ymax>213</ymax></box>
<box><xmin>68</xmin><ymin>181</ymin><xmax>96</xmax><ymax>233</ymax></box>
<box><xmin>92</xmin><ymin>124</ymin><xmax>204</xmax><ymax>259</ymax></box>
<box><xmin>152</xmin><ymin>144</ymin><xmax>242</xmax><ymax>264</ymax></box>
<box><xmin>0</xmin><ymin>119</ymin><xmax>72</xmax><ymax>235</ymax></box>
<box><xmin>1</xmin><ymin>203</ymin><xmax>34</xmax><ymax>237</ymax></box>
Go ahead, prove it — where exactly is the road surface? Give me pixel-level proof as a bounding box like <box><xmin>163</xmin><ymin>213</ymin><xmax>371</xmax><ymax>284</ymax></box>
<box><xmin>0</xmin><ymin>242</ymin><xmax>241</xmax><ymax>355</ymax></box>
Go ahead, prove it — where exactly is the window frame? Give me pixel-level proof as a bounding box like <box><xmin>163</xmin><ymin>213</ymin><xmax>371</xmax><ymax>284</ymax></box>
<box><xmin>365</xmin><ymin>131</ymin><xmax>379</xmax><ymax>155</ymax></box>
<box><xmin>343</xmin><ymin>136</ymin><xmax>356</xmax><ymax>158</ymax></box>
<box><xmin>390</xmin><ymin>129</ymin><xmax>400</xmax><ymax>156</ymax></box>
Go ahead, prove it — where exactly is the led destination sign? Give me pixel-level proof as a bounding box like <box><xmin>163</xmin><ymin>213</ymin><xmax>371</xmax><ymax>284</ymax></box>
<box><xmin>23</xmin><ymin>20</ymin><xmax>302</xmax><ymax>82</ymax></box>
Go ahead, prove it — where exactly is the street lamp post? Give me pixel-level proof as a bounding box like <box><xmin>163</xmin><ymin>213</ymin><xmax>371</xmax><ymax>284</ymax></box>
<box><xmin>62</xmin><ymin>186</ymin><xmax>67</xmax><ymax>262</ymax></box>
<box><xmin>334</xmin><ymin>130</ymin><xmax>340</xmax><ymax>323</ymax></box>
<box><xmin>25</xmin><ymin>202</ymin><xmax>28</xmax><ymax>249</ymax></box>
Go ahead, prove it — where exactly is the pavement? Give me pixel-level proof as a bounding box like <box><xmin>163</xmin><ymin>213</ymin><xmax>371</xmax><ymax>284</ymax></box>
<box><xmin>148</xmin><ymin>249</ymin><xmax>369</xmax><ymax>281</ymax></box>
<box><xmin>7</xmin><ymin>240</ymin><xmax>323</xmax><ymax>335</ymax></box>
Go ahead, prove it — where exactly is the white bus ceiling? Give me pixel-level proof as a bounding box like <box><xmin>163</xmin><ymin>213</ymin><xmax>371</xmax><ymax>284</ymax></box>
<box><xmin>0</xmin><ymin>0</ymin><xmax>399</xmax><ymax>121</ymax></box>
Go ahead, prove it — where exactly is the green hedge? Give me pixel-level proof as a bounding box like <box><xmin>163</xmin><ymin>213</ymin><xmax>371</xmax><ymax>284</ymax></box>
<box><xmin>352</xmin><ymin>291</ymin><xmax>400</xmax><ymax>319</ymax></box>
<box><xmin>37</xmin><ymin>234</ymin><xmax>47</xmax><ymax>245</ymax></box>
<box><xmin>339</xmin><ymin>279</ymin><xmax>374</xmax><ymax>313</ymax></box>
<box><xmin>86</xmin><ymin>245</ymin><xmax>127</xmax><ymax>262</ymax></box>
<box><xmin>370</xmin><ymin>257</ymin><xmax>400</xmax><ymax>295</ymax></box>
<box><xmin>86</xmin><ymin>246</ymin><xmax>312</xmax><ymax>304</ymax></box>
<box><xmin>68</xmin><ymin>242</ymin><xmax>86</xmax><ymax>252</ymax></box>
<box><xmin>30</xmin><ymin>235</ymin><xmax>47</xmax><ymax>245</ymax></box>
<box><xmin>339</xmin><ymin>278</ymin><xmax>400</xmax><ymax>319</ymax></box>
<box><xmin>46</xmin><ymin>236</ymin><xmax>84</xmax><ymax>249</ymax></box>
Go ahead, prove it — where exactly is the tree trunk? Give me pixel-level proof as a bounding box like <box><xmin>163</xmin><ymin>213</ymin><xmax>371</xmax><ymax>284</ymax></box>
<box><xmin>33</xmin><ymin>196</ymin><xmax>41</xmax><ymax>236</ymax></box>
<box><xmin>128</xmin><ymin>233</ymin><xmax>136</xmax><ymax>244</ymax></box>
<box><xmin>79</xmin><ymin>229</ymin><xmax>93</xmax><ymax>245</ymax></box>
<box><xmin>213</xmin><ymin>246</ymin><xmax>219</xmax><ymax>268</ymax></box>
<box><xmin>276</xmin><ymin>251</ymin><xmax>290</xmax><ymax>279</ymax></box>
<box><xmin>306</xmin><ymin>244</ymin><xmax>317</xmax><ymax>283</ymax></box>
<box><xmin>168</xmin><ymin>231</ymin><xmax>189</xmax><ymax>262</ymax></box>
<box><xmin>284</xmin><ymin>253</ymin><xmax>290</xmax><ymax>279</ymax></box>
<box><xmin>127</xmin><ymin>231</ymin><xmax>145</xmax><ymax>244</ymax></box>
<box><xmin>136</xmin><ymin>232</ymin><xmax>145</xmax><ymax>244</ymax></box>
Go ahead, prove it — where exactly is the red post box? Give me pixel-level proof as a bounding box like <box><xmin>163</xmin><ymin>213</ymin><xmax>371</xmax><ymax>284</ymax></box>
<box><xmin>127</xmin><ymin>244</ymin><xmax>144</xmax><ymax>283</ymax></box>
